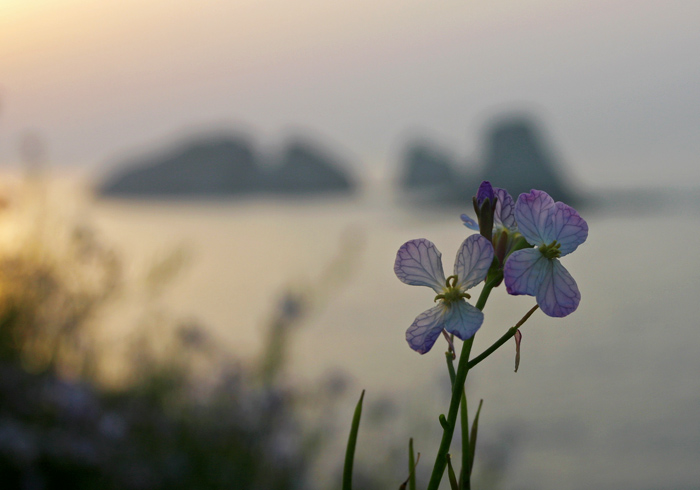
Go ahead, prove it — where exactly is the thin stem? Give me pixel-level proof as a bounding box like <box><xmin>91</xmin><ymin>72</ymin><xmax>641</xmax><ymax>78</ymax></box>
<box><xmin>443</xmin><ymin>330</ymin><xmax>456</xmax><ymax>359</ymax></box>
<box><xmin>467</xmin><ymin>305</ymin><xmax>539</xmax><ymax>371</ymax></box>
<box><xmin>474</xmin><ymin>274</ymin><xmax>501</xmax><ymax>311</ymax></box>
<box><xmin>446</xmin><ymin>352</ymin><xmax>456</xmax><ymax>386</ymax></box>
<box><xmin>459</xmin><ymin>390</ymin><xmax>470</xmax><ymax>490</ymax></box>
<box><xmin>426</xmin><ymin>278</ymin><xmax>498</xmax><ymax>490</ymax></box>
<box><xmin>445</xmin><ymin>351</ymin><xmax>470</xmax><ymax>489</ymax></box>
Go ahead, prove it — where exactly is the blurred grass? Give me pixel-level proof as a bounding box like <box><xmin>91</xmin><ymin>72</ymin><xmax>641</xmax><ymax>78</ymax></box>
<box><xmin>0</xmin><ymin>175</ymin><xmax>359</xmax><ymax>489</ymax></box>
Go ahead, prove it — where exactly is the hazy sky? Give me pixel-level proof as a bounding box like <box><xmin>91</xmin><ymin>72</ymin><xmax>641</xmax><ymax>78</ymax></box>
<box><xmin>1</xmin><ymin>0</ymin><xmax>699</xmax><ymax>187</ymax></box>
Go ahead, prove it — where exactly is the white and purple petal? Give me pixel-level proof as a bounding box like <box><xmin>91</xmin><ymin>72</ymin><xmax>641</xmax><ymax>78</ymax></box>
<box><xmin>544</xmin><ymin>202</ymin><xmax>588</xmax><ymax>256</ymax></box>
<box><xmin>443</xmin><ymin>300</ymin><xmax>484</xmax><ymax>341</ymax></box>
<box><xmin>454</xmin><ymin>234</ymin><xmax>494</xmax><ymax>291</ymax></box>
<box><xmin>514</xmin><ymin>190</ymin><xmax>555</xmax><ymax>246</ymax></box>
<box><xmin>394</xmin><ymin>239</ymin><xmax>446</xmax><ymax>293</ymax></box>
<box><xmin>405</xmin><ymin>304</ymin><xmax>447</xmax><ymax>354</ymax></box>
<box><xmin>493</xmin><ymin>187</ymin><xmax>517</xmax><ymax>231</ymax></box>
<box><xmin>460</xmin><ymin>214</ymin><xmax>480</xmax><ymax>231</ymax></box>
<box><xmin>503</xmin><ymin>248</ymin><xmax>548</xmax><ymax>297</ymax></box>
<box><xmin>536</xmin><ymin>259</ymin><xmax>580</xmax><ymax>317</ymax></box>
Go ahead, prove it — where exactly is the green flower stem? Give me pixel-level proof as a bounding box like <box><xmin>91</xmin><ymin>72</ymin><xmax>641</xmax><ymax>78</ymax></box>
<box><xmin>426</xmin><ymin>276</ymin><xmax>499</xmax><ymax>490</ymax></box>
<box><xmin>475</xmin><ymin>273</ymin><xmax>500</xmax><ymax>311</ymax></box>
<box><xmin>446</xmin><ymin>352</ymin><xmax>470</xmax><ymax>490</ymax></box>
<box><xmin>445</xmin><ymin>352</ymin><xmax>457</xmax><ymax>386</ymax></box>
<box><xmin>467</xmin><ymin>305</ymin><xmax>539</xmax><ymax>371</ymax></box>
<box><xmin>459</xmin><ymin>390</ymin><xmax>470</xmax><ymax>490</ymax></box>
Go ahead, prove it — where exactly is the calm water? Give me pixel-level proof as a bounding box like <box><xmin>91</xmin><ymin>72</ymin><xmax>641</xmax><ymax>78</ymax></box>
<box><xmin>89</xmin><ymin>189</ymin><xmax>700</xmax><ymax>490</ymax></box>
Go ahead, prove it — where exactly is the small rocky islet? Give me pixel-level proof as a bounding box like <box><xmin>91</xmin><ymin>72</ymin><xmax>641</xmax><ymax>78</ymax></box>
<box><xmin>99</xmin><ymin>116</ymin><xmax>576</xmax><ymax>205</ymax></box>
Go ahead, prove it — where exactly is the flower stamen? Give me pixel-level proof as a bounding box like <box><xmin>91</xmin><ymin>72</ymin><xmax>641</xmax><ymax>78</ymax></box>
<box><xmin>445</xmin><ymin>275</ymin><xmax>458</xmax><ymax>288</ymax></box>
<box><xmin>539</xmin><ymin>240</ymin><xmax>562</xmax><ymax>259</ymax></box>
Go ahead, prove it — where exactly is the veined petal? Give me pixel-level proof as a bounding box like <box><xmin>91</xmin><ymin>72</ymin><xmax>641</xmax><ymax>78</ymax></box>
<box><xmin>493</xmin><ymin>187</ymin><xmax>517</xmax><ymax>231</ymax></box>
<box><xmin>460</xmin><ymin>214</ymin><xmax>480</xmax><ymax>231</ymax></box>
<box><xmin>443</xmin><ymin>300</ymin><xmax>484</xmax><ymax>341</ymax></box>
<box><xmin>514</xmin><ymin>190</ymin><xmax>555</xmax><ymax>246</ymax></box>
<box><xmin>536</xmin><ymin>259</ymin><xmax>580</xmax><ymax>317</ymax></box>
<box><xmin>504</xmin><ymin>248</ymin><xmax>548</xmax><ymax>296</ymax></box>
<box><xmin>454</xmin><ymin>234</ymin><xmax>494</xmax><ymax>290</ymax></box>
<box><xmin>395</xmin><ymin>239</ymin><xmax>446</xmax><ymax>293</ymax></box>
<box><xmin>405</xmin><ymin>304</ymin><xmax>447</xmax><ymax>354</ymax></box>
<box><xmin>543</xmin><ymin>202</ymin><xmax>588</xmax><ymax>256</ymax></box>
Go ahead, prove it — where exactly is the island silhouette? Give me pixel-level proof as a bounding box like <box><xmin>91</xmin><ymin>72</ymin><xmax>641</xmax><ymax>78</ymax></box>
<box><xmin>99</xmin><ymin>115</ymin><xmax>576</xmax><ymax>204</ymax></box>
<box><xmin>399</xmin><ymin>115</ymin><xmax>577</xmax><ymax>205</ymax></box>
<box><xmin>99</xmin><ymin>134</ymin><xmax>356</xmax><ymax>198</ymax></box>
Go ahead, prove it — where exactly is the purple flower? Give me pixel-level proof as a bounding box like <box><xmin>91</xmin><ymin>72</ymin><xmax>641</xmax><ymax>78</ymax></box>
<box><xmin>462</xmin><ymin>183</ymin><xmax>517</xmax><ymax>234</ymax></box>
<box><xmin>462</xmin><ymin>183</ymin><xmax>526</xmax><ymax>266</ymax></box>
<box><xmin>475</xmin><ymin>181</ymin><xmax>495</xmax><ymax>207</ymax></box>
<box><xmin>504</xmin><ymin>190</ymin><xmax>588</xmax><ymax>317</ymax></box>
<box><xmin>394</xmin><ymin>235</ymin><xmax>494</xmax><ymax>354</ymax></box>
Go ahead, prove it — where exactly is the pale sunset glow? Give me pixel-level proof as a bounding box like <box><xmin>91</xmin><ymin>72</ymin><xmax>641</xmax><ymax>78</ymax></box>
<box><xmin>1</xmin><ymin>0</ymin><xmax>699</xmax><ymax>184</ymax></box>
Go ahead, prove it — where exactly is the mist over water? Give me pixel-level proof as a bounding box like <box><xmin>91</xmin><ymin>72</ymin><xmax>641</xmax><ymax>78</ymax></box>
<box><xmin>88</xmin><ymin>185</ymin><xmax>700</xmax><ymax>490</ymax></box>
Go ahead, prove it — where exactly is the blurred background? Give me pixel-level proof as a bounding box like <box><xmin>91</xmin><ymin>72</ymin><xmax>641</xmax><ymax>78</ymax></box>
<box><xmin>1</xmin><ymin>1</ymin><xmax>700</xmax><ymax>489</ymax></box>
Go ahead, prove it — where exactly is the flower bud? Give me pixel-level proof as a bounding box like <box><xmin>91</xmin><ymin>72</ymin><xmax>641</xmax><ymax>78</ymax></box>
<box><xmin>475</xmin><ymin>181</ymin><xmax>495</xmax><ymax>207</ymax></box>
<box><xmin>472</xmin><ymin>181</ymin><xmax>497</xmax><ymax>242</ymax></box>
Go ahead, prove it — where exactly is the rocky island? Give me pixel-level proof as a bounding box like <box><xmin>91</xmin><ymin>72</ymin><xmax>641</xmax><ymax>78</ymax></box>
<box><xmin>99</xmin><ymin>134</ymin><xmax>356</xmax><ymax>198</ymax></box>
<box><xmin>398</xmin><ymin>116</ymin><xmax>577</xmax><ymax>205</ymax></box>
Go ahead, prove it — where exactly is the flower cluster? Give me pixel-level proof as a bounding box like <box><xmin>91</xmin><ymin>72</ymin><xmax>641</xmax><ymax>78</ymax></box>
<box><xmin>395</xmin><ymin>182</ymin><xmax>587</xmax><ymax>354</ymax></box>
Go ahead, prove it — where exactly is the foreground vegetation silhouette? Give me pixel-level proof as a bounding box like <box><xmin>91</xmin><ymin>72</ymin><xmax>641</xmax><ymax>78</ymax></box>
<box><xmin>0</xmin><ymin>177</ymin><xmax>356</xmax><ymax>489</ymax></box>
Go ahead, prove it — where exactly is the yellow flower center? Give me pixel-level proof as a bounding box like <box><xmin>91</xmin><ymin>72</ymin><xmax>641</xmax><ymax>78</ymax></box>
<box><xmin>434</xmin><ymin>275</ymin><xmax>471</xmax><ymax>306</ymax></box>
<box><xmin>539</xmin><ymin>240</ymin><xmax>562</xmax><ymax>259</ymax></box>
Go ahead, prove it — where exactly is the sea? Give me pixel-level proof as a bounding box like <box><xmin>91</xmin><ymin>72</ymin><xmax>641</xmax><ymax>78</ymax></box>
<box><xmin>16</xmin><ymin>176</ymin><xmax>700</xmax><ymax>490</ymax></box>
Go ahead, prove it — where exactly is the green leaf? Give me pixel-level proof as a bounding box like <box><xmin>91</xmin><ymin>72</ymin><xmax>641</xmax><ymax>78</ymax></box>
<box><xmin>460</xmin><ymin>392</ymin><xmax>470</xmax><ymax>489</ymax></box>
<box><xmin>400</xmin><ymin>438</ymin><xmax>419</xmax><ymax>490</ymax></box>
<box><xmin>446</xmin><ymin>454</ymin><xmax>460</xmax><ymax>490</ymax></box>
<box><xmin>408</xmin><ymin>437</ymin><xmax>417</xmax><ymax>490</ymax></box>
<box><xmin>468</xmin><ymin>399</ymin><xmax>484</xmax><ymax>472</ymax></box>
<box><xmin>342</xmin><ymin>389</ymin><xmax>365</xmax><ymax>490</ymax></box>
